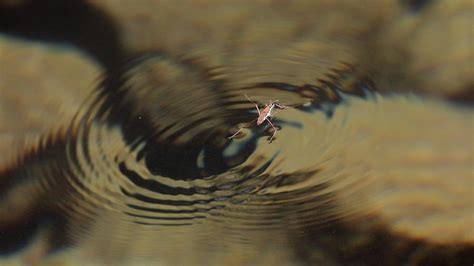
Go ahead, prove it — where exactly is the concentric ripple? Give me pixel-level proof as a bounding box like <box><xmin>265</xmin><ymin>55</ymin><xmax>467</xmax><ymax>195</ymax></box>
<box><xmin>32</xmin><ymin>51</ymin><xmax>380</xmax><ymax>247</ymax></box>
<box><xmin>0</xmin><ymin>50</ymin><xmax>395</xmax><ymax>254</ymax></box>
<box><xmin>1</xmin><ymin>48</ymin><xmax>472</xmax><ymax>264</ymax></box>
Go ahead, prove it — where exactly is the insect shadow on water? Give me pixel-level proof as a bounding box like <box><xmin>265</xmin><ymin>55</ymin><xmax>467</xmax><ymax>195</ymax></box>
<box><xmin>228</xmin><ymin>94</ymin><xmax>302</xmax><ymax>143</ymax></box>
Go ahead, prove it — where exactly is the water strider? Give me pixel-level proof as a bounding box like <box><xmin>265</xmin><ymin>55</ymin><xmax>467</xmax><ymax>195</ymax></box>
<box><xmin>1</xmin><ymin>51</ymin><xmax>471</xmax><ymax>265</ymax></box>
<box><xmin>228</xmin><ymin>94</ymin><xmax>296</xmax><ymax>142</ymax></box>
<box><xmin>0</xmin><ymin>1</ymin><xmax>472</xmax><ymax>265</ymax></box>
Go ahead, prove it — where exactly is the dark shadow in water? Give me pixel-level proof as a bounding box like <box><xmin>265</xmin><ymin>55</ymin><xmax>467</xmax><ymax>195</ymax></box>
<box><xmin>0</xmin><ymin>6</ymin><xmax>472</xmax><ymax>263</ymax></box>
<box><xmin>0</xmin><ymin>134</ymin><xmax>75</xmax><ymax>255</ymax></box>
<box><xmin>0</xmin><ymin>211</ymin><xmax>69</xmax><ymax>256</ymax></box>
<box><xmin>0</xmin><ymin>0</ymin><xmax>125</xmax><ymax>70</ymax></box>
<box><xmin>400</xmin><ymin>0</ymin><xmax>435</xmax><ymax>13</ymax></box>
<box><xmin>290</xmin><ymin>220</ymin><xmax>474</xmax><ymax>266</ymax></box>
<box><xmin>448</xmin><ymin>85</ymin><xmax>474</xmax><ymax>106</ymax></box>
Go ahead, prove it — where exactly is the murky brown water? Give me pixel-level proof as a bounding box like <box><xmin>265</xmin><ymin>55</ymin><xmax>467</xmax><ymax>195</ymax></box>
<box><xmin>0</xmin><ymin>1</ymin><xmax>473</xmax><ymax>265</ymax></box>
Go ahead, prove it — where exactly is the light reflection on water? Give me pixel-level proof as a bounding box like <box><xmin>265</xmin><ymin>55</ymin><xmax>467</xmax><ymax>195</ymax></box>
<box><xmin>0</xmin><ymin>1</ymin><xmax>473</xmax><ymax>265</ymax></box>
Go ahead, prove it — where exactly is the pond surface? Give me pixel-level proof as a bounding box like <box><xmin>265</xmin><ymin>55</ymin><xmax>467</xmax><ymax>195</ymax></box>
<box><xmin>0</xmin><ymin>1</ymin><xmax>473</xmax><ymax>265</ymax></box>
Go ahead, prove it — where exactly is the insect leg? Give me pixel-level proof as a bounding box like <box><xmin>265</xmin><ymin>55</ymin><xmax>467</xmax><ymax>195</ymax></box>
<box><xmin>265</xmin><ymin>118</ymin><xmax>278</xmax><ymax>142</ymax></box>
<box><xmin>228</xmin><ymin>127</ymin><xmax>244</xmax><ymax>139</ymax></box>
<box><xmin>245</xmin><ymin>94</ymin><xmax>261</xmax><ymax>115</ymax></box>
<box><xmin>274</xmin><ymin>103</ymin><xmax>290</xmax><ymax>109</ymax></box>
<box><xmin>228</xmin><ymin>116</ymin><xmax>259</xmax><ymax>140</ymax></box>
<box><xmin>272</xmin><ymin>103</ymin><xmax>299</xmax><ymax>116</ymax></box>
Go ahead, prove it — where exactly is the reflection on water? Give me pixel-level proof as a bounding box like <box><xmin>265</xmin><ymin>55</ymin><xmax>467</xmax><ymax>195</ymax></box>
<box><xmin>1</xmin><ymin>1</ymin><xmax>473</xmax><ymax>265</ymax></box>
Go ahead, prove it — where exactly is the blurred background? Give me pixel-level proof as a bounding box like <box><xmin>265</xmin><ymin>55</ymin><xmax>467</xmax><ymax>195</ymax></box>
<box><xmin>0</xmin><ymin>0</ymin><xmax>473</xmax><ymax>265</ymax></box>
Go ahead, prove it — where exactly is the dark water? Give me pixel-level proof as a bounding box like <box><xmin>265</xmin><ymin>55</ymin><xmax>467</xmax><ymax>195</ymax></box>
<box><xmin>0</xmin><ymin>1</ymin><xmax>473</xmax><ymax>266</ymax></box>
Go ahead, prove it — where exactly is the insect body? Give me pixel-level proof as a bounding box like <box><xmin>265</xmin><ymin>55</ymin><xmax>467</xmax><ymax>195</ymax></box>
<box><xmin>228</xmin><ymin>95</ymin><xmax>290</xmax><ymax>142</ymax></box>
